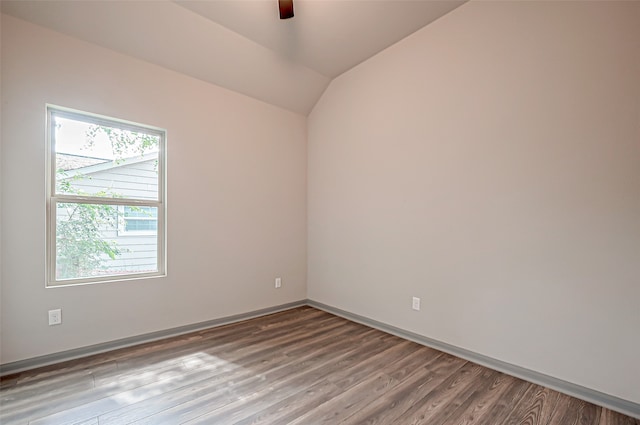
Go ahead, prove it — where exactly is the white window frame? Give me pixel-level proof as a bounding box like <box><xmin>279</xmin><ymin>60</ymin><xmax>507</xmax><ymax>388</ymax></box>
<box><xmin>46</xmin><ymin>105</ymin><xmax>167</xmax><ymax>287</ymax></box>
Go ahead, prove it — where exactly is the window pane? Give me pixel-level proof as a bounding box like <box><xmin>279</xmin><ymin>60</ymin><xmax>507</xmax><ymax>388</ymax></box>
<box><xmin>53</xmin><ymin>115</ymin><xmax>160</xmax><ymax>201</ymax></box>
<box><xmin>124</xmin><ymin>206</ymin><xmax>158</xmax><ymax>218</ymax></box>
<box><xmin>125</xmin><ymin>220</ymin><xmax>158</xmax><ymax>232</ymax></box>
<box><xmin>56</xmin><ymin>202</ymin><xmax>158</xmax><ymax>281</ymax></box>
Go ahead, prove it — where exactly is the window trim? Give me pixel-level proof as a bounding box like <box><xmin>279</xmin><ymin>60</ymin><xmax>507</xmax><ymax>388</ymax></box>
<box><xmin>46</xmin><ymin>105</ymin><xmax>167</xmax><ymax>287</ymax></box>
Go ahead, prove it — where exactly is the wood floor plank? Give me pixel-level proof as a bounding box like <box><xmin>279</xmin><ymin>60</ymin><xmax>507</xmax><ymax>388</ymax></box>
<box><xmin>390</xmin><ymin>363</ymin><xmax>490</xmax><ymax>425</ymax></box>
<box><xmin>232</xmin><ymin>378</ymin><xmax>344</xmax><ymax>425</ymax></box>
<box><xmin>425</xmin><ymin>369</ymin><xmax>503</xmax><ymax>424</ymax></box>
<box><xmin>127</xmin><ymin>327</ymin><xmax>390</xmax><ymax>424</ymax></box>
<box><xmin>340</xmin><ymin>353</ymin><xmax>468</xmax><ymax>424</ymax></box>
<box><xmin>497</xmin><ymin>384</ymin><xmax>563</xmax><ymax>425</ymax></box>
<box><xmin>70</xmin><ymin>418</ymin><xmax>99</xmax><ymax>425</ymax></box>
<box><xmin>1</xmin><ymin>306</ymin><xmax>637</xmax><ymax>425</ymax></box>
<box><xmin>285</xmin><ymin>372</ymin><xmax>398</xmax><ymax>425</ymax></box>
<box><xmin>599</xmin><ymin>408</ymin><xmax>640</xmax><ymax>425</ymax></box>
<box><xmin>327</xmin><ymin>339</ymin><xmax>417</xmax><ymax>389</ymax></box>
<box><xmin>457</xmin><ymin>373</ymin><xmax>531</xmax><ymax>425</ymax></box>
<box><xmin>105</xmin><ymin>312</ymin><xmax>343</xmax><ymax>378</ymax></box>
<box><xmin>3</xmin><ymin>357</ymin><xmax>228</xmax><ymax>423</ymax></box>
<box><xmin>28</xmin><ymin>357</ymin><xmax>243</xmax><ymax>425</ymax></box>
<box><xmin>100</xmin><ymin>323</ymin><xmax>377</xmax><ymax>424</ymax></box>
<box><xmin>93</xmin><ymin>314</ymin><xmax>344</xmax><ymax>389</ymax></box>
<box><xmin>98</xmin><ymin>323</ymin><xmax>379</xmax><ymax>424</ymax></box>
<box><xmin>549</xmin><ymin>394</ymin><xmax>601</xmax><ymax>425</ymax></box>
<box><xmin>14</xmin><ymin>318</ymin><xmax>350</xmax><ymax>424</ymax></box>
<box><xmin>289</xmin><ymin>345</ymin><xmax>441</xmax><ymax>424</ymax></box>
<box><xmin>0</xmin><ymin>370</ymin><xmax>95</xmax><ymax>413</ymax></box>
<box><xmin>438</xmin><ymin>369</ymin><xmax>516</xmax><ymax>425</ymax></box>
<box><xmin>384</xmin><ymin>345</ymin><xmax>442</xmax><ymax>382</ymax></box>
<box><xmin>0</xmin><ymin>414</ymin><xmax>29</xmax><ymax>425</ymax></box>
<box><xmin>97</xmin><ymin>357</ymin><xmax>278</xmax><ymax>424</ymax></box>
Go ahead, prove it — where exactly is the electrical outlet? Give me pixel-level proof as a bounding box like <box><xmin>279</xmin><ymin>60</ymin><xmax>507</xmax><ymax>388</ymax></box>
<box><xmin>412</xmin><ymin>297</ymin><xmax>421</xmax><ymax>311</ymax></box>
<box><xmin>275</xmin><ymin>277</ymin><xmax>282</xmax><ymax>288</ymax></box>
<box><xmin>48</xmin><ymin>309</ymin><xmax>62</xmax><ymax>326</ymax></box>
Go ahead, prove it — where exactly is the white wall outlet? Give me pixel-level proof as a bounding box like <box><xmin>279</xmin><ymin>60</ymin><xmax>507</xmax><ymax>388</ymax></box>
<box><xmin>412</xmin><ymin>297</ymin><xmax>421</xmax><ymax>311</ymax></box>
<box><xmin>275</xmin><ymin>277</ymin><xmax>282</xmax><ymax>288</ymax></box>
<box><xmin>48</xmin><ymin>309</ymin><xmax>62</xmax><ymax>326</ymax></box>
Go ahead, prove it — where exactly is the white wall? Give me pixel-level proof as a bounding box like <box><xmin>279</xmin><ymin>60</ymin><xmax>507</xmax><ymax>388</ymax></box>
<box><xmin>308</xmin><ymin>1</ymin><xmax>640</xmax><ymax>404</ymax></box>
<box><xmin>1</xmin><ymin>15</ymin><xmax>307</xmax><ymax>364</ymax></box>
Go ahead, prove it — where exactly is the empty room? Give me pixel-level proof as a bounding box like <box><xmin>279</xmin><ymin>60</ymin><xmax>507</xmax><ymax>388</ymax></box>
<box><xmin>1</xmin><ymin>0</ymin><xmax>639</xmax><ymax>424</ymax></box>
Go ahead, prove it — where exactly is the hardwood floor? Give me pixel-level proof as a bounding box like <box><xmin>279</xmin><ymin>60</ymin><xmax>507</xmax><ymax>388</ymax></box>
<box><xmin>1</xmin><ymin>306</ymin><xmax>638</xmax><ymax>425</ymax></box>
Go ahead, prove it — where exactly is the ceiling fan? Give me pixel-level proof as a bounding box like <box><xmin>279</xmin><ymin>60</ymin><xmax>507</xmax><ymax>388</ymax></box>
<box><xmin>278</xmin><ymin>0</ymin><xmax>294</xmax><ymax>19</ymax></box>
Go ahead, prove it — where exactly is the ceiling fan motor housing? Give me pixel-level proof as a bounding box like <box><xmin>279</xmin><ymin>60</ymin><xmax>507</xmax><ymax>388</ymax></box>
<box><xmin>279</xmin><ymin>0</ymin><xmax>294</xmax><ymax>19</ymax></box>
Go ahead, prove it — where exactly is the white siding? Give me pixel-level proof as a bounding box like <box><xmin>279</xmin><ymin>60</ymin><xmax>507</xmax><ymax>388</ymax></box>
<box><xmin>66</xmin><ymin>158</ymin><xmax>158</xmax><ymax>201</ymax></box>
<box><xmin>61</xmin><ymin>158</ymin><xmax>159</xmax><ymax>274</ymax></box>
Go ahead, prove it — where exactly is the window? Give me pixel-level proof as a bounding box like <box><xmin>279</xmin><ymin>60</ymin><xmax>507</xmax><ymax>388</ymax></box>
<box><xmin>47</xmin><ymin>106</ymin><xmax>166</xmax><ymax>286</ymax></box>
<box><xmin>118</xmin><ymin>206</ymin><xmax>158</xmax><ymax>235</ymax></box>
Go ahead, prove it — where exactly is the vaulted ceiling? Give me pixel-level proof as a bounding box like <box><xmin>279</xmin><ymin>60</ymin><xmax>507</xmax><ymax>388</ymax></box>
<box><xmin>1</xmin><ymin>0</ymin><xmax>466</xmax><ymax>115</ymax></box>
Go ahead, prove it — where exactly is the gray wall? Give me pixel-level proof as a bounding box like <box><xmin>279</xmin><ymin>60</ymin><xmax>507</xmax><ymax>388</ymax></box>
<box><xmin>1</xmin><ymin>14</ymin><xmax>307</xmax><ymax>364</ymax></box>
<box><xmin>307</xmin><ymin>1</ymin><xmax>640</xmax><ymax>404</ymax></box>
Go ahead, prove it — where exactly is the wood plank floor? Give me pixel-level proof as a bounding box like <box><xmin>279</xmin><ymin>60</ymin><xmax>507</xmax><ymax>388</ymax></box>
<box><xmin>1</xmin><ymin>306</ymin><xmax>638</xmax><ymax>425</ymax></box>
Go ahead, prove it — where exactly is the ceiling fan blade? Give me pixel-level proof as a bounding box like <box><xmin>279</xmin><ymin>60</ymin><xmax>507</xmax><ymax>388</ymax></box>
<box><xmin>279</xmin><ymin>0</ymin><xmax>294</xmax><ymax>19</ymax></box>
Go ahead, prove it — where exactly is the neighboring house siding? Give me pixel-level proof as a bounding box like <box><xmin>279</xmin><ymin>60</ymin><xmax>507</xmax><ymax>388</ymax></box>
<box><xmin>99</xmin><ymin>235</ymin><xmax>158</xmax><ymax>273</ymax></box>
<box><xmin>97</xmin><ymin>224</ymin><xmax>158</xmax><ymax>273</ymax></box>
<box><xmin>69</xmin><ymin>159</ymin><xmax>158</xmax><ymax>200</ymax></box>
<box><xmin>61</xmin><ymin>157</ymin><xmax>159</xmax><ymax>274</ymax></box>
